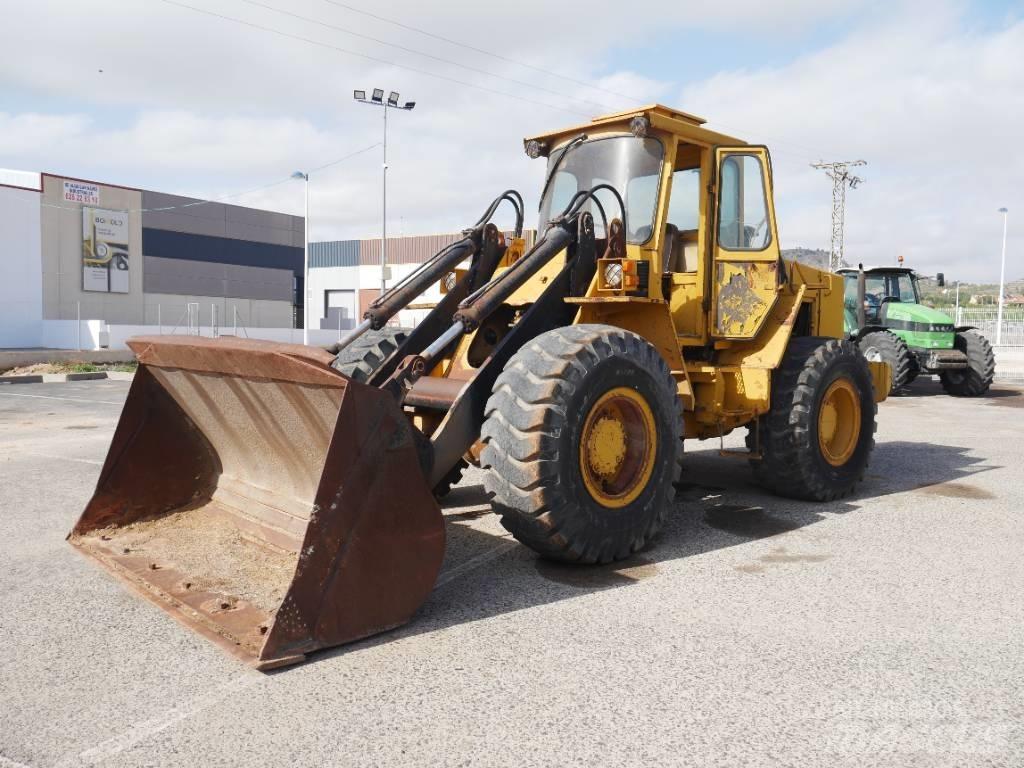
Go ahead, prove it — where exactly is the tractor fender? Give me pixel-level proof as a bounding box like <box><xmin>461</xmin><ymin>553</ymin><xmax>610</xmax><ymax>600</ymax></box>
<box><xmin>848</xmin><ymin>324</ymin><xmax>889</xmax><ymax>343</ymax></box>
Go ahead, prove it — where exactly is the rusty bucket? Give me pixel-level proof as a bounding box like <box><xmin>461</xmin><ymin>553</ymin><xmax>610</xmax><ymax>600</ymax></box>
<box><xmin>68</xmin><ymin>336</ymin><xmax>444</xmax><ymax>669</ymax></box>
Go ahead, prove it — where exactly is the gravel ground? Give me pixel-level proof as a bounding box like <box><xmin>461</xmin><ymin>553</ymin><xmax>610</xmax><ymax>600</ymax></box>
<box><xmin>1</xmin><ymin>376</ymin><xmax>1022</xmax><ymax>767</ymax></box>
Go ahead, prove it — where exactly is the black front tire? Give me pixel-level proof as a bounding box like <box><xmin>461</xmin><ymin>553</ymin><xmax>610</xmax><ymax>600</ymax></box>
<box><xmin>857</xmin><ymin>330</ymin><xmax>912</xmax><ymax>392</ymax></box>
<box><xmin>748</xmin><ymin>337</ymin><xmax>877</xmax><ymax>502</ymax></box>
<box><xmin>329</xmin><ymin>326</ymin><xmax>409</xmax><ymax>383</ymax></box>
<box><xmin>940</xmin><ymin>329</ymin><xmax>995</xmax><ymax>396</ymax></box>
<box><xmin>481</xmin><ymin>325</ymin><xmax>683</xmax><ymax>564</ymax></box>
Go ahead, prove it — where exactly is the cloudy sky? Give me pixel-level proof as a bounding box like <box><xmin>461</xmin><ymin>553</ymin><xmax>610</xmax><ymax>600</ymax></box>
<box><xmin>2</xmin><ymin>0</ymin><xmax>1020</xmax><ymax>280</ymax></box>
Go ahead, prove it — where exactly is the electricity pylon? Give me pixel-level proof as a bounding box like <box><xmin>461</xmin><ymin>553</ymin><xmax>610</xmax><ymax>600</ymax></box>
<box><xmin>812</xmin><ymin>160</ymin><xmax>866</xmax><ymax>271</ymax></box>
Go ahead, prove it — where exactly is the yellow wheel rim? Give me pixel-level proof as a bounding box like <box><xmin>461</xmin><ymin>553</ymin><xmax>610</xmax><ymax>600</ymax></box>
<box><xmin>579</xmin><ymin>387</ymin><xmax>657</xmax><ymax>508</ymax></box>
<box><xmin>818</xmin><ymin>378</ymin><xmax>862</xmax><ymax>467</ymax></box>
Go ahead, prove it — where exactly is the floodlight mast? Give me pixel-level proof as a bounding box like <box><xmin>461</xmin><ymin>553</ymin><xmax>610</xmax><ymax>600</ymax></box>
<box><xmin>354</xmin><ymin>88</ymin><xmax>416</xmax><ymax>294</ymax></box>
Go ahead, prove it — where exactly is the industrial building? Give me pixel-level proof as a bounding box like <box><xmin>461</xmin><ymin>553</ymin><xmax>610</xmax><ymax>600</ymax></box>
<box><xmin>1</xmin><ymin>169</ymin><xmax>304</xmax><ymax>349</ymax></box>
<box><xmin>0</xmin><ymin>167</ymin><xmax>533</xmax><ymax>349</ymax></box>
<box><xmin>308</xmin><ymin>229</ymin><xmax>536</xmax><ymax>331</ymax></box>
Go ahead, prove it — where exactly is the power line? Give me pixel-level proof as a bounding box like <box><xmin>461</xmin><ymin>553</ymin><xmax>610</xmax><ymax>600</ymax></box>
<box><xmin>159</xmin><ymin>0</ymin><xmax>593</xmax><ymax>118</ymax></box>
<box><xmin>314</xmin><ymin>0</ymin><xmax>844</xmax><ymax>162</ymax></box>
<box><xmin>237</xmin><ymin>0</ymin><xmax>615</xmax><ymax>113</ymax></box>
<box><xmin>163</xmin><ymin>0</ymin><xmax>841</xmax><ymax>162</ymax></box>
<box><xmin>318</xmin><ymin>0</ymin><xmax>637</xmax><ymax>103</ymax></box>
<box><xmin>39</xmin><ymin>143</ymin><xmax>382</xmax><ymax>214</ymax></box>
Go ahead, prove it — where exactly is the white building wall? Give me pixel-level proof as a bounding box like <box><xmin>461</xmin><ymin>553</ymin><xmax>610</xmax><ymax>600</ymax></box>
<box><xmin>0</xmin><ymin>185</ymin><xmax>43</xmax><ymax>347</ymax></box>
<box><xmin>307</xmin><ymin>265</ymin><xmax>360</xmax><ymax>328</ymax></box>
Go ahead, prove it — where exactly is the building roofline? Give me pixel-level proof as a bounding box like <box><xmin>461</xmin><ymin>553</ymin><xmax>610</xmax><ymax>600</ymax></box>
<box><xmin>0</xmin><ymin>181</ymin><xmax>41</xmax><ymax>193</ymax></box>
<box><xmin>41</xmin><ymin>171</ymin><xmax>142</xmax><ymax>194</ymax></box>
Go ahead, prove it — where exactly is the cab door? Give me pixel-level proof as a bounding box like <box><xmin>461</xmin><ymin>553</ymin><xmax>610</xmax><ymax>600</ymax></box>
<box><xmin>709</xmin><ymin>147</ymin><xmax>781</xmax><ymax>339</ymax></box>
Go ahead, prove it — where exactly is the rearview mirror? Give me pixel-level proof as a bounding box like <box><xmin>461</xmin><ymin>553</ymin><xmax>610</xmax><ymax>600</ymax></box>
<box><xmin>936</xmin><ymin>272</ymin><xmax>945</xmax><ymax>287</ymax></box>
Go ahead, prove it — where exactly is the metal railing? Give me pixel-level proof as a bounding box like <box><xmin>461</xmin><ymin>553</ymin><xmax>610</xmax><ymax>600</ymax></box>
<box><xmin>948</xmin><ymin>307</ymin><xmax>1024</xmax><ymax>347</ymax></box>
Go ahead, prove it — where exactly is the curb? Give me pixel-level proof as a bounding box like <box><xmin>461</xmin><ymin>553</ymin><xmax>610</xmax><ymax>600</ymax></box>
<box><xmin>0</xmin><ymin>371</ymin><xmax>135</xmax><ymax>385</ymax></box>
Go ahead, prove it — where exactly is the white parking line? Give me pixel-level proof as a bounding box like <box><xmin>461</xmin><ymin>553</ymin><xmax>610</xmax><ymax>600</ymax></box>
<box><xmin>53</xmin><ymin>674</ymin><xmax>263</xmax><ymax>767</ymax></box>
<box><xmin>0</xmin><ymin>392</ymin><xmax>122</xmax><ymax>406</ymax></box>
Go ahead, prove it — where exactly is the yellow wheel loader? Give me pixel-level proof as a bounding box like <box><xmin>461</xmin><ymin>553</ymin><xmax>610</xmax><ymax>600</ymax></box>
<box><xmin>69</xmin><ymin>105</ymin><xmax>890</xmax><ymax>668</ymax></box>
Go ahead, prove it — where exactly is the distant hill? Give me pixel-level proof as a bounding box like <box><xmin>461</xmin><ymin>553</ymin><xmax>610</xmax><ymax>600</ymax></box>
<box><xmin>781</xmin><ymin>248</ymin><xmax>830</xmax><ymax>270</ymax></box>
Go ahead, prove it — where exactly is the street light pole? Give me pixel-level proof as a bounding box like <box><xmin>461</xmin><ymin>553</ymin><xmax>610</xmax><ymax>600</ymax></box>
<box><xmin>292</xmin><ymin>171</ymin><xmax>310</xmax><ymax>345</ymax></box>
<box><xmin>354</xmin><ymin>88</ymin><xmax>415</xmax><ymax>296</ymax></box>
<box><xmin>997</xmin><ymin>207</ymin><xmax>1008</xmax><ymax>346</ymax></box>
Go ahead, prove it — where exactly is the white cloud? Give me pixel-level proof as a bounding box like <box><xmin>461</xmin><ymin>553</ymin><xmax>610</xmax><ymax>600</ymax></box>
<box><xmin>0</xmin><ymin>0</ymin><xmax>1019</xmax><ymax>280</ymax></box>
<box><xmin>681</xmin><ymin>4</ymin><xmax>1024</xmax><ymax>280</ymax></box>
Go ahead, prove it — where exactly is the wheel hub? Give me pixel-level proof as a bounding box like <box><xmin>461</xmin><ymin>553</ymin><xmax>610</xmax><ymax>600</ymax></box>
<box><xmin>579</xmin><ymin>387</ymin><xmax>657</xmax><ymax>508</ymax></box>
<box><xmin>817</xmin><ymin>378</ymin><xmax>862</xmax><ymax>467</ymax></box>
<box><xmin>585</xmin><ymin>417</ymin><xmax>628</xmax><ymax>477</ymax></box>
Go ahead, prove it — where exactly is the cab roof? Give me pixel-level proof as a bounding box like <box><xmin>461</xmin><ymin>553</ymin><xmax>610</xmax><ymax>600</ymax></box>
<box><xmin>523</xmin><ymin>104</ymin><xmax>745</xmax><ymax>152</ymax></box>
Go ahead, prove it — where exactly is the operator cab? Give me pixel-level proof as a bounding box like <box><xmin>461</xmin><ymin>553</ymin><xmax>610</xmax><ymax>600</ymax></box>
<box><xmin>839</xmin><ymin>267</ymin><xmax>920</xmax><ymax>323</ymax></box>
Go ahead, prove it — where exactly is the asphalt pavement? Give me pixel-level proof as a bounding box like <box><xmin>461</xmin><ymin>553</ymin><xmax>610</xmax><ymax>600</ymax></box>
<box><xmin>1</xmin><ymin>377</ymin><xmax>1022</xmax><ymax>767</ymax></box>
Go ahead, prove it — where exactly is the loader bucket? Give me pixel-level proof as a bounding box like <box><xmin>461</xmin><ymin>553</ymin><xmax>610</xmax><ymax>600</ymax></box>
<box><xmin>68</xmin><ymin>336</ymin><xmax>444</xmax><ymax>669</ymax></box>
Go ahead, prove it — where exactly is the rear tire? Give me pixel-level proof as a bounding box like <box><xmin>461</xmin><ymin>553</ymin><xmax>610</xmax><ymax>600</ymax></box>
<box><xmin>481</xmin><ymin>325</ymin><xmax>683</xmax><ymax>564</ymax></box>
<box><xmin>857</xmin><ymin>330</ymin><xmax>912</xmax><ymax>392</ymax></box>
<box><xmin>329</xmin><ymin>326</ymin><xmax>409</xmax><ymax>383</ymax></box>
<box><xmin>748</xmin><ymin>337</ymin><xmax>876</xmax><ymax>502</ymax></box>
<box><xmin>940</xmin><ymin>329</ymin><xmax>995</xmax><ymax>396</ymax></box>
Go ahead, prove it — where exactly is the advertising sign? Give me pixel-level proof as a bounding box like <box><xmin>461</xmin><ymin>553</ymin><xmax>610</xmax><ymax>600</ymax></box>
<box><xmin>64</xmin><ymin>181</ymin><xmax>100</xmax><ymax>205</ymax></box>
<box><xmin>82</xmin><ymin>207</ymin><xmax>130</xmax><ymax>293</ymax></box>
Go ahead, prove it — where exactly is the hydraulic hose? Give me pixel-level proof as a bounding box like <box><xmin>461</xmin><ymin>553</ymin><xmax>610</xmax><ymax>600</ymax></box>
<box><xmin>331</xmin><ymin>191</ymin><xmax>524</xmax><ymax>354</ymax></box>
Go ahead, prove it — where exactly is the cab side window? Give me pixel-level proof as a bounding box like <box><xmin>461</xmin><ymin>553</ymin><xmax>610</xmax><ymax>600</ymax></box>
<box><xmin>718</xmin><ymin>155</ymin><xmax>770</xmax><ymax>251</ymax></box>
<box><xmin>664</xmin><ymin>168</ymin><xmax>700</xmax><ymax>273</ymax></box>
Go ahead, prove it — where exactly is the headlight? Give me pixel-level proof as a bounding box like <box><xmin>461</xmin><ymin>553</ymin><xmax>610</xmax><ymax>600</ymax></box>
<box><xmin>630</xmin><ymin>116</ymin><xmax>650</xmax><ymax>138</ymax></box>
<box><xmin>525</xmin><ymin>140</ymin><xmax>547</xmax><ymax>159</ymax></box>
<box><xmin>603</xmin><ymin>262</ymin><xmax>623</xmax><ymax>289</ymax></box>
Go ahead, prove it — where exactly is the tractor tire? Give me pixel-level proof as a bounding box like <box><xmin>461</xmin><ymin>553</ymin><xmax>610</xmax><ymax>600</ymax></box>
<box><xmin>940</xmin><ymin>329</ymin><xmax>995</xmax><ymax>396</ymax></box>
<box><xmin>329</xmin><ymin>326</ymin><xmax>410</xmax><ymax>383</ymax></box>
<box><xmin>747</xmin><ymin>337</ymin><xmax>876</xmax><ymax>502</ymax></box>
<box><xmin>857</xmin><ymin>330</ymin><xmax>912</xmax><ymax>392</ymax></box>
<box><xmin>481</xmin><ymin>325</ymin><xmax>683</xmax><ymax>564</ymax></box>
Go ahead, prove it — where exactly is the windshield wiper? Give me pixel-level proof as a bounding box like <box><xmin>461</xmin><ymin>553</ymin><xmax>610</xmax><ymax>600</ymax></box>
<box><xmin>537</xmin><ymin>133</ymin><xmax>588</xmax><ymax>211</ymax></box>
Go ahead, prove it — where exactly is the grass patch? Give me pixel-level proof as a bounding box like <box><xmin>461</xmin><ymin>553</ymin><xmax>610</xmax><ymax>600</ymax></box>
<box><xmin>1</xmin><ymin>360</ymin><xmax>139</xmax><ymax>376</ymax></box>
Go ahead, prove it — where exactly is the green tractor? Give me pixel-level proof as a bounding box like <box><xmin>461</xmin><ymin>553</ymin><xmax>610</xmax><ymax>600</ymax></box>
<box><xmin>840</xmin><ymin>266</ymin><xmax>995</xmax><ymax>396</ymax></box>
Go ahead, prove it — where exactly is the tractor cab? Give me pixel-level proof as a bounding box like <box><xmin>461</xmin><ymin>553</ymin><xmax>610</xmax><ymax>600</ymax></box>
<box><xmin>839</xmin><ymin>266</ymin><xmax>922</xmax><ymax>326</ymax></box>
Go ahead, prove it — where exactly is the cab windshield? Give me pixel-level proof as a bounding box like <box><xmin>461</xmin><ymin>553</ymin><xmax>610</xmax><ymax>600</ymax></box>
<box><xmin>537</xmin><ymin>135</ymin><xmax>664</xmax><ymax>244</ymax></box>
<box><xmin>844</xmin><ymin>271</ymin><xmax>921</xmax><ymax>321</ymax></box>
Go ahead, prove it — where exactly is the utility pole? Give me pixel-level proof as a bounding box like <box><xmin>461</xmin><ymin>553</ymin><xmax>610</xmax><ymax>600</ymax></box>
<box><xmin>812</xmin><ymin>160</ymin><xmax>866</xmax><ymax>271</ymax></box>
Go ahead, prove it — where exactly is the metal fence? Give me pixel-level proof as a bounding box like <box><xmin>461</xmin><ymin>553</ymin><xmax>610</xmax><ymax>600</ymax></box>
<box><xmin>946</xmin><ymin>307</ymin><xmax>1024</xmax><ymax>347</ymax></box>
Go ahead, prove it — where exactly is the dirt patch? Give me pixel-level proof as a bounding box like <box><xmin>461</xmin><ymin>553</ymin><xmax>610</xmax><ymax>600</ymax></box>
<box><xmin>915</xmin><ymin>481</ymin><xmax>995</xmax><ymax>499</ymax></box>
<box><xmin>988</xmin><ymin>389</ymin><xmax>1024</xmax><ymax>408</ymax></box>
<box><xmin>79</xmin><ymin>505</ymin><xmax>299</xmax><ymax>613</ymax></box>
<box><xmin>736</xmin><ymin>546</ymin><xmax>831</xmax><ymax>573</ymax></box>
<box><xmin>535</xmin><ymin>556</ymin><xmax>659</xmax><ymax>588</ymax></box>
